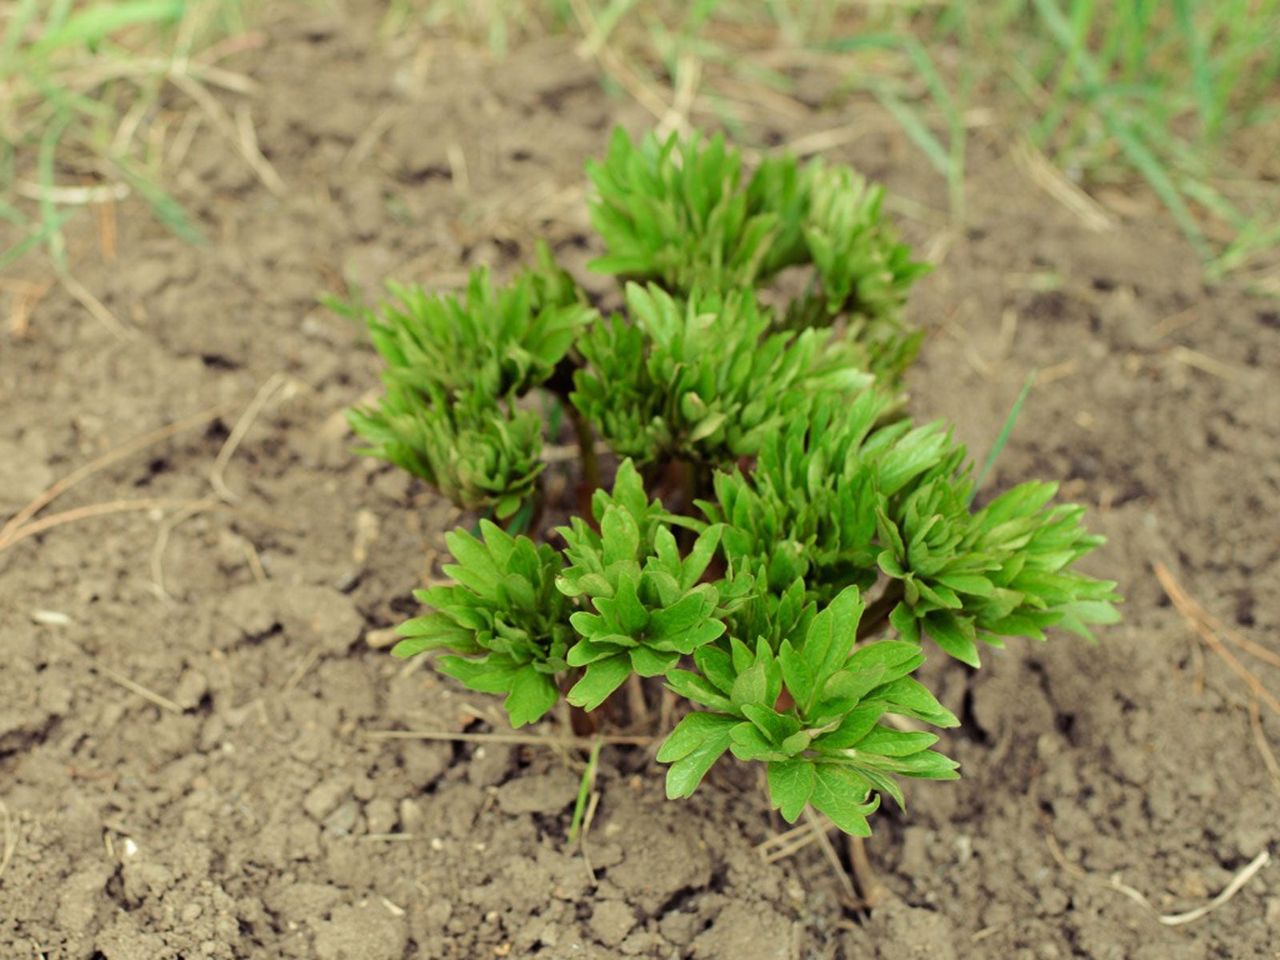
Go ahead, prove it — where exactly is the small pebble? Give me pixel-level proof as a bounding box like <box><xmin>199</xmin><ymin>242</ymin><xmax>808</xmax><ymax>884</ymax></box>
<box><xmin>32</xmin><ymin>610</ymin><xmax>72</xmax><ymax>626</ymax></box>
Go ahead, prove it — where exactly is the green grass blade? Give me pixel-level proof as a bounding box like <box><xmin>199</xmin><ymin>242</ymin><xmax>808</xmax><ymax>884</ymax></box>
<box><xmin>871</xmin><ymin>86</ymin><xmax>951</xmax><ymax>178</ymax></box>
<box><xmin>1172</xmin><ymin>0</ymin><xmax>1217</xmax><ymax>138</ymax></box>
<box><xmin>0</xmin><ymin>207</ymin><xmax>75</xmax><ymax>272</ymax></box>
<box><xmin>30</xmin><ymin>0</ymin><xmax>185</xmax><ymax>54</ymax></box>
<box><xmin>971</xmin><ymin>370</ymin><xmax>1036</xmax><ymax>502</ymax></box>
<box><xmin>113</xmin><ymin>159</ymin><xmax>205</xmax><ymax>245</ymax></box>
<box><xmin>1</xmin><ymin>0</ymin><xmax>42</xmax><ymax>67</ymax></box>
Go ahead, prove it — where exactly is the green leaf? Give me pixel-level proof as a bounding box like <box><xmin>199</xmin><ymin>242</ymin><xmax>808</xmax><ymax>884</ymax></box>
<box><xmin>878</xmin><ymin>677</ymin><xmax>959</xmax><ymax>728</ymax></box>
<box><xmin>924</xmin><ymin>613</ymin><xmax>981</xmax><ymax>668</ymax></box>
<box><xmin>666</xmin><ymin>669</ymin><xmax>734</xmax><ymax>711</ymax></box>
<box><xmin>505</xmin><ymin>668</ymin><xmax>559</xmax><ymax>727</ymax></box>
<box><xmin>601</xmin><ymin>573</ymin><xmax>649</xmax><ymax>634</ymax></box>
<box><xmin>741</xmin><ymin>703</ymin><xmax>795</xmax><ymax>745</ymax></box>
<box><xmin>567</xmin><ymin>654</ymin><xmax>633</xmax><ymax>711</ymax></box>
<box><xmin>630</xmin><ymin>645</ymin><xmax>679</xmax><ymax>677</ymax></box>
<box><xmin>681</xmin><ymin>524</ymin><xmax>724</xmax><ymax>590</ymax></box>
<box><xmin>803</xmin><ymin>586</ymin><xmax>863</xmax><ymax>686</ymax></box>
<box><xmin>730</xmin><ymin>659</ymin><xmax>769</xmax><ymax>709</ymax></box>
<box><xmin>810</xmin><ymin>764</ymin><xmax>879</xmax><ymax>836</ymax></box>
<box><xmin>693</xmin><ymin>645</ymin><xmax>736</xmax><ymax>695</ymax></box>
<box><xmin>854</xmin><ymin>726</ymin><xmax>939</xmax><ymax>758</ymax></box>
<box><xmin>729</xmin><ymin>722</ymin><xmax>790</xmax><ymax>761</ymax></box>
<box><xmin>647</xmin><ymin>589</ymin><xmax>716</xmax><ymax>641</ymax></box>
<box><xmin>768</xmin><ymin>760</ymin><xmax>816</xmax><ymax>823</ymax></box>
<box><xmin>778</xmin><ymin>639</ymin><xmax>817</xmax><ymax>713</ymax></box>
<box><xmin>659</xmin><ymin>712</ymin><xmax>739</xmax><ymax>798</ymax></box>
<box><xmin>601</xmin><ymin>506</ymin><xmax>641</xmax><ymax>567</ymax></box>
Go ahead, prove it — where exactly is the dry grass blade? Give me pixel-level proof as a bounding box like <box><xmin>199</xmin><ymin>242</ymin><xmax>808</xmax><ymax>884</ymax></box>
<box><xmin>169</xmin><ymin>72</ymin><xmax>285</xmax><ymax>195</ymax></box>
<box><xmin>803</xmin><ymin>806</ymin><xmax>857</xmax><ymax>903</ymax></box>
<box><xmin>282</xmin><ymin>649</ymin><xmax>322</xmax><ymax>695</ymax></box>
<box><xmin>149</xmin><ymin>498</ymin><xmax>220</xmax><ymax>598</ymax></box>
<box><xmin>210</xmin><ymin>373</ymin><xmax>288</xmax><ymax>502</ymax></box>
<box><xmin>566</xmin><ymin>0</ymin><xmax>669</xmax><ymax>122</ymax></box>
<box><xmin>1249</xmin><ymin>699</ymin><xmax>1280</xmax><ymax>796</ymax></box>
<box><xmin>1168</xmin><ymin>346</ymin><xmax>1239</xmax><ymax>380</ymax></box>
<box><xmin>655</xmin><ymin>51</ymin><xmax>700</xmax><ymax>139</ymax></box>
<box><xmin>1110</xmin><ymin>851</ymin><xmax>1270</xmax><ymax>926</ymax></box>
<box><xmin>758</xmin><ymin>819</ymin><xmax>827</xmax><ymax>864</ymax></box>
<box><xmin>14</xmin><ymin>182</ymin><xmax>130</xmax><ymax>204</ymax></box>
<box><xmin>1047</xmin><ymin>826</ymin><xmax>1270</xmax><ymax>926</ymax></box>
<box><xmin>5</xmin><ymin>278</ymin><xmax>52</xmax><ymax>338</ymax></box>
<box><xmin>1154</xmin><ymin>562</ymin><xmax>1280</xmax><ymax>716</ymax></box>
<box><xmin>1013</xmin><ymin>138</ymin><xmax>1115</xmax><ymax>233</ymax></box>
<box><xmin>0</xmin><ymin>498</ymin><xmax>220</xmax><ymax>552</ymax></box>
<box><xmin>0</xmin><ymin>405</ymin><xmax>228</xmax><ymax>546</ymax></box>
<box><xmin>0</xmin><ymin>800</ymin><xmax>17</xmax><ymax>882</ymax></box>
<box><xmin>95</xmin><ymin>664</ymin><xmax>183</xmax><ymax>715</ymax></box>
<box><xmin>363</xmin><ymin>729</ymin><xmax>653</xmax><ymax>747</ymax></box>
<box><xmin>58</xmin><ymin>269</ymin><xmax>133</xmax><ymax>339</ymax></box>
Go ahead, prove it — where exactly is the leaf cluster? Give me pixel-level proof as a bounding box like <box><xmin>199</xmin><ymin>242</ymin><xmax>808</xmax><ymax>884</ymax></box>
<box><xmin>704</xmin><ymin>394</ymin><xmax>1120</xmax><ymax>666</ymax></box>
<box><xmin>394</xmin><ymin>521</ymin><xmax>572</xmax><ymax>727</ymax></box>
<box><xmin>347</xmin><ymin>244</ymin><xmax>595</xmax><ymax>517</ymax></box>
<box><xmin>571</xmin><ymin>283</ymin><xmax>873</xmax><ymax>469</ymax></box>
<box><xmin>586</xmin><ymin>128</ymin><xmax>929</xmax><ymax>384</ymax></box>
<box><xmin>350</xmin><ymin>125</ymin><xmax>1121</xmax><ymax>840</ymax></box>
<box><xmin>660</xmin><ymin>587</ymin><xmax>959</xmax><ymax>835</ymax></box>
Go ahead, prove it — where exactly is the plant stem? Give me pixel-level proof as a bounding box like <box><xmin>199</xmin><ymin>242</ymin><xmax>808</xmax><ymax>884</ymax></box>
<box><xmin>857</xmin><ymin>580</ymin><xmax>905</xmax><ymax>641</ymax></box>
<box><xmin>625</xmin><ymin>673</ymin><xmax>649</xmax><ymax>729</ymax></box>
<box><xmin>569</xmin><ymin>406</ymin><xmax>599</xmax><ymax>500</ymax></box>
<box><xmin>846</xmin><ymin>835</ymin><xmax>886</xmax><ymax>908</ymax></box>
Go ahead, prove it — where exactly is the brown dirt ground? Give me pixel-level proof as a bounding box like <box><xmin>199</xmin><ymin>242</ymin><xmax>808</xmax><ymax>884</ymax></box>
<box><xmin>3</xmin><ymin>5</ymin><xmax>1280</xmax><ymax>959</ymax></box>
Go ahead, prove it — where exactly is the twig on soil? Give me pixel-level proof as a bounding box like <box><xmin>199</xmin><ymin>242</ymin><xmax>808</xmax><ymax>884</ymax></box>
<box><xmin>757</xmin><ymin>818</ymin><xmax>829</xmax><ymax>863</ymax></box>
<box><xmin>344</xmin><ymin>107</ymin><xmax>398</xmax><ymax>170</ymax></box>
<box><xmin>446</xmin><ymin>142</ymin><xmax>471</xmax><ymax>196</ymax></box>
<box><xmin>169</xmin><ymin>72</ymin><xmax>286</xmax><ymax>195</ymax></box>
<box><xmin>282</xmin><ymin>649</ymin><xmax>322</xmax><ymax>695</ymax></box>
<box><xmin>655</xmin><ymin>52</ymin><xmax>700</xmax><ymax>139</ymax></box>
<box><xmin>243</xmin><ymin>539</ymin><xmax>268</xmax><ymax>581</ymax></box>
<box><xmin>96</xmin><ymin>193</ymin><xmax>119</xmax><ymax>262</ymax></box>
<box><xmin>0</xmin><ymin>498</ymin><xmax>223</xmax><ymax>551</ymax></box>
<box><xmin>210</xmin><ymin>373</ymin><xmax>288</xmax><ymax>502</ymax></box>
<box><xmin>59</xmin><ymin>269</ymin><xmax>133</xmax><ymax>339</ymax></box>
<box><xmin>1154</xmin><ymin>562</ymin><xmax>1280</xmax><ymax>716</ymax></box>
<box><xmin>363</xmin><ymin>729</ymin><xmax>653</xmax><ymax>748</ymax></box>
<box><xmin>13</xmin><ymin>181</ymin><xmax>130</xmax><ymax>205</ymax></box>
<box><xmin>566</xmin><ymin>0</ymin><xmax>669</xmax><ymax>122</ymax></box>
<box><xmin>0</xmin><ymin>800</ymin><xmax>18</xmax><ymax>882</ymax></box>
<box><xmin>1046</xmin><ymin>828</ymin><xmax>1272</xmax><ymax>927</ymax></box>
<box><xmin>1043</xmin><ymin>831</ymin><xmax>1086</xmax><ymax>879</ymax></box>
<box><xmin>803</xmin><ymin>806</ymin><xmax>858</xmax><ymax>904</ymax></box>
<box><xmin>1109</xmin><ymin>851</ymin><xmax>1270</xmax><ymax>927</ymax></box>
<box><xmin>150</xmin><ymin>497</ymin><xmax>220</xmax><ymax>599</ymax></box>
<box><xmin>1013</xmin><ymin>137</ymin><xmax>1115</xmax><ymax>233</ymax></box>
<box><xmin>95</xmin><ymin>664</ymin><xmax>183</xmax><ymax>715</ymax></box>
<box><xmin>5</xmin><ymin>278</ymin><xmax>52</xmax><ymax>338</ymax></box>
<box><xmin>1168</xmin><ymin>346</ymin><xmax>1240</xmax><ymax>380</ymax></box>
<box><xmin>168</xmin><ymin>111</ymin><xmax>204</xmax><ymax>170</ymax></box>
<box><xmin>0</xmin><ymin>404</ymin><xmax>229</xmax><ymax>546</ymax></box>
<box><xmin>1249</xmin><ymin>699</ymin><xmax>1280</xmax><ymax>797</ymax></box>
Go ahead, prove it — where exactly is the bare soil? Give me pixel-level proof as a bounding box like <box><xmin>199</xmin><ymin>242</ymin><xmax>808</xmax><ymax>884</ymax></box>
<box><xmin>3</xmin><ymin>5</ymin><xmax>1279</xmax><ymax>959</ymax></box>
